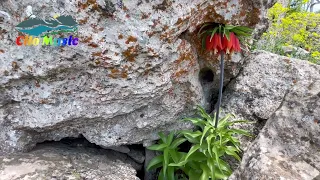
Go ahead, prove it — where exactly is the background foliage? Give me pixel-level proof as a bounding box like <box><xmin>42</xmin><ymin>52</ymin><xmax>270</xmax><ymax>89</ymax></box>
<box><xmin>256</xmin><ymin>1</ymin><xmax>320</xmax><ymax>64</ymax></box>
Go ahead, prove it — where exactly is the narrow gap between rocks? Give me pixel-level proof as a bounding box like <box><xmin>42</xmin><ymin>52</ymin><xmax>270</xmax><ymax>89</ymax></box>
<box><xmin>34</xmin><ymin>135</ymin><xmax>146</xmax><ymax>180</ymax></box>
<box><xmin>199</xmin><ymin>67</ymin><xmax>216</xmax><ymax>112</ymax></box>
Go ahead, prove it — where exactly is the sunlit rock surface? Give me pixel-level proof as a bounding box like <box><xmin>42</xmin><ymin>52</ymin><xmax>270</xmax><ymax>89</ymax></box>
<box><xmin>0</xmin><ymin>0</ymin><xmax>275</xmax><ymax>153</ymax></box>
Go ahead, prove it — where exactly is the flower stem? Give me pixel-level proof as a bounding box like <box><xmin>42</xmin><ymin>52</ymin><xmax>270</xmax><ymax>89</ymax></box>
<box><xmin>215</xmin><ymin>51</ymin><xmax>224</xmax><ymax>128</ymax></box>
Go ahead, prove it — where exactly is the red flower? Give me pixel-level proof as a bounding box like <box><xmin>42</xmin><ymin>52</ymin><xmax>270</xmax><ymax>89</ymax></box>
<box><xmin>222</xmin><ymin>32</ymin><xmax>241</xmax><ymax>54</ymax></box>
<box><xmin>206</xmin><ymin>32</ymin><xmax>241</xmax><ymax>54</ymax></box>
<box><xmin>206</xmin><ymin>33</ymin><xmax>222</xmax><ymax>54</ymax></box>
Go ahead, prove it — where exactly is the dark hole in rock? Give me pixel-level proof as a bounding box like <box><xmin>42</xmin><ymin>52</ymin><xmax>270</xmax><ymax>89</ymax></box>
<box><xmin>199</xmin><ymin>68</ymin><xmax>215</xmax><ymax>112</ymax></box>
<box><xmin>199</xmin><ymin>68</ymin><xmax>214</xmax><ymax>83</ymax></box>
<box><xmin>34</xmin><ymin>135</ymin><xmax>146</xmax><ymax>179</ymax></box>
<box><xmin>140</xmin><ymin>113</ymin><xmax>145</xmax><ymax>118</ymax></box>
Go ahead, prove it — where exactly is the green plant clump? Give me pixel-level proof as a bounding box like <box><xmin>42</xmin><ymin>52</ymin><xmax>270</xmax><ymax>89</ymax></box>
<box><xmin>147</xmin><ymin>106</ymin><xmax>252</xmax><ymax>180</ymax></box>
<box><xmin>256</xmin><ymin>2</ymin><xmax>320</xmax><ymax>64</ymax></box>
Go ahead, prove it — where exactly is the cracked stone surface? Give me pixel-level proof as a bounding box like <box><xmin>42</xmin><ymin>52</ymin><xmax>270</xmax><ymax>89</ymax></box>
<box><xmin>225</xmin><ymin>51</ymin><xmax>320</xmax><ymax>179</ymax></box>
<box><xmin>0</xmin><ymin>0</ymin><xmax>275</xmax><ymax>153</ymax></box>
<box><xmin>0</xmin><ymin>143</ymin><xmax>139</xmax><ymax>180</ymax></box>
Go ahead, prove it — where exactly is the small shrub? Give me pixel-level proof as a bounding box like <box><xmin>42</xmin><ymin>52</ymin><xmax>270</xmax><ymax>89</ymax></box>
<box><xmin>256</xmin><ymin>2</ymin><xmax>320</xmax><ymax>64</ymax></box>
<box><xmin>147</xmin><ymin>106</ymin><xmax>252</xmax><ymax>180</ymax></box>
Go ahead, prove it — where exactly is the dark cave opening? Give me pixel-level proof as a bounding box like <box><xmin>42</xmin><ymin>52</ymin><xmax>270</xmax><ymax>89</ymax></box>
<box><xmin>34</xmin><ymin>135</ymin><xmax>146</xmax><ymax>180</ymax></box>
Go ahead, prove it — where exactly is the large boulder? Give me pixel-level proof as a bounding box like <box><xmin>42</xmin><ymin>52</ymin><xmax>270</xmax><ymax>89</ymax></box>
<box><xmin>0</xmin><ymin>0</ymin><xmax>275</xmax><ymax>153</ymax></box>
<box><xmin>224</xmin><ymin>51</ymin><xmax>320</xmax><ymax>179</ymax></box>
<box><xmin>0</xmin><ymin>143</ymin><xmax>139</xmax><ymax>180</ymax></box>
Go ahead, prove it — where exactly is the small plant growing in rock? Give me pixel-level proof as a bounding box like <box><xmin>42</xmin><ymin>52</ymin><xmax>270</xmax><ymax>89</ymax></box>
<box><xmin>147</xmin><ymin>106</ymin><xmax>252</xmax><ymax>180</ymax></box>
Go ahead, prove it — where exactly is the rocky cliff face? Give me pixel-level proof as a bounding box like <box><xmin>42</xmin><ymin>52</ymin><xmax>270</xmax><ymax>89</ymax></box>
<box><xmin>0</xmin><ymin>0</ymin><xmax>276</xmax><ymax>153</ymax></box>
<box><xmin>224</xmin><ymin>51</ymin><xmax>320</xmax><ymax>179</ymax></box>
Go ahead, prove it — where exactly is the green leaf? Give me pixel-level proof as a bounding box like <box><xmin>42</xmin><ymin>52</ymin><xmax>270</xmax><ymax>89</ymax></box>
<box><xmin>147</xmin><ymin>144</ymin><xmax>167</xmax><ymax>151</ymax></box>
<box><xmin>218</xmin><ymin>159</ymin><xmax>232</xmax><ymax>174</ymax></box>
<box><xmin>225</xmin><ymin>147</ymin><xmax>241</xmax><ymax>161</ymax></box>
<box><xmin>189</xmin><ymin>170</ymin><xmax>201</xmax><ymax>180</ymax></box>
<box><xmin>183</xmin><ymin>117</ymin><xmax>205</xmax><ymax>128</ymax></box>
<box><xmin>212</xmin><ymin>146</ymin><xmax>223</xmax><ymax>173</ymax></box>
<box><xmin>147</xmin><ymin>155</ymin><xmax>164</xmax><ymax>170</ymax></box>
<box><xmin>228</xmin><ymin>129</ymin><xmax>252</xmax><ymax>137</ymax></box>
<box><xmin>209</xmin><ymin>27</ymin><xmax>219</xmax><ymax>41</ymax></box>
<box><xmin>181</xmin><ymin>130</ymin><xmax>201</xmax><ymax>144</ymax></box>
<box><xmin>163</xmin><ymin>148</ymin><xmax>169</xmax><ymax>175</ymax></box>
<box><xmin>167</xmin><ymin>166</ymin><xmax>175</xmax><ymax>180</ymax></box>
<box><xmin>214</xmin><ymin>167</ymin><xmax>229</xmax><ymax>179</ymax></box>
<box><xmin>185</xmin><ymin>144</ymin><xmax>201</xmax><ymax>161</ymax></box>
<box><xmin>170</xmin><ymin>138</ymin><xmax>187</xmax><ymax>149</ymax></box>
<box><xmin>167</xmin><ymin>132</ymin><xmax>174</xmax><ymax>145</ymax></box>
<box><xmin>159</xmin><ymin>132</ymin><xmax>167</xmax><ymax>144</ymax></box>
<box><xmin>224</xmin><ymin>25</ymin><xmax>236</xmax><ymax>30</ymax></box>
<box><xmin>200</xmin><ymin>164</ymin><xmax>210</xmax><ymax>180</ymax></box>
<box><xmin>198</xmin><ymin>23</ymin><xmax>211</xmax><ymax>37</ymax></box>
<box><xmin>158</xmin><ymin>168</ymin><xmax>165</xmax><ymax>180</ymax></box>
<box><xmin>206</xmin><ymin>134</ymin><xmax>215</xmax><ymax>157</ymax></box>
<box><xmin>200</xmin><ymin>125</ymin><xmax>211</xmax><ymax>145</ymax></box>
<box><xmin>201</xmin><ymin>36</ymin><xmax>206</xmax><ymax>51</ymax></box>
<box><xmin>187</xmin><ymin>151</ymin><xmax>207</xmax><ymax>161</ymax></box>
<box><xmin>169</xmin><ymin>149</ymin><xmax>179</xmax><ymax>163</ymax></box>
<box><xmin>168</xmin><ymin>160</ymin><xmax>187</xmax><ymax>167</ymax></box>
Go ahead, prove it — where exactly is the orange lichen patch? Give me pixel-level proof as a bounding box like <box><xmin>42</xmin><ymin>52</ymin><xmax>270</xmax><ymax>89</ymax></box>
<box><xmin>118</xmin><ymin>34</ymin><xmax>124</xmax><ymax>39</ymax></box>
<box><xmin>78</xmin><ymin>0</ymin><xmax>97</xmax><ymax>9</ymax></box>
<box><xmin>39</xmin><ymin>99</ymin><xmax>49</xmax><ymax>104</ymax></box>
<box><xmin>95</xmin><ymin>60</ymin><xmax>101</xmax><ymax>65</ymax></box>
<box><xmin>126</xmin><ymin>14</ymin><xmax>130</xmax><ymax>18</ymax></box>
<box><xmin>0</xmin><ymin>49</ymin><xmax>4</xmax><ymax>53</ymax></box>
<box><xmin>314</xmin><ymin>119</ymin><xmax>319</xmax><ymax>124</ymax></box>
<box><xmin>283</xmin><ymin>58</ymin><xmax>291</xmax><ymax>64</ymax></box>
<box><xmin>160</xmin><ymin>29</ymin><xmax>174</xmax><ymax>42</ymax></box>
<box><xmin>141</xmin><ymin>13</ymin><xmax>149</xmax><ymax>19</ymax></box>
<box><xmin>35</xmin><ymin>80</ymin><xmax>40</xmax><ymax>88</ymax></box>
<box><xmin>115</xmin><ymin>52</ymin><xmax>119</xmax><ymax>56</ymax></box>
<box><xmin>88</xmin><ymin>43</ymin><xmax>99</xmax><ymax>48</ymax></box>
<box><xmin>92</xmin><ymin>52</ymin><xmax>102</xmax><ymax>57</ymax></box>
<box><xmin>123</xmin><ymin>6</ymin><xmax>129</xmax><ymax>11</ymax></box>
<box><xmin>111</xmin><ymin>68</ymin><xmax>119</xmax><ymax>74</ymax></box>
<box><xmin>108</xmin><ymin>68</ymin><xmax>128</xmax><ymax>79</ymax></box>
<box><xmin>173</xmin><ymin>69</ymin><xmax>188</xmax><ymax>78</ymax></box>
<box><xmin>11</xmin><ymin>61</ymin><xmax>19</xmax><ymax>70</ymax></box>
<box><xmin>121</xmin><ymin>72</ymin><xmax>128</xmax><ymax>78</ymax></box>
<box><xmin>82</xmin><ymin>36</ymin><xmax>93</xmax><ymax>43</ymax></box>
<box><xmin>79</xmin><ymin>17</ymin><xmax>89</xmax><ymax>25</ymax></box>
<box><xmin>122</xmin><ymin>45</ymin><xmax>140</xmax><ymax>62</ymax></box>
<box><xmin>293</xmin><ymin>79</ymin><xmax>297</xmax><ymax>84</ymax></box>
<box><xmin>147</xmin><ymin>31</ymin><xmax>156</xmax><ymax>38</ymax></box>
<box><xmin>125</xmin><ymin>36</ymin><xmax>138</xmax><ymax>44</ymax></box>
<box><xmin>162</xmin><ymin>25</ymin><xmax>169</xmax><ymax>31</ymax></box>
<box><xmin>98</xmin><ymin>27</ymin><xmax>104</xmax><ymax>31</ymax></box>
<box><xmin>175</xmin><ymin>18</ymin><xmax>183</xmax><ymax>26</ymax></box>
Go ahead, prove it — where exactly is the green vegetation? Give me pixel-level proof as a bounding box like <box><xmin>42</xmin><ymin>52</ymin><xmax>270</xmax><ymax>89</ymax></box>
<box><xmin>256</xmin><ymin>1</ymin><xmax>320</xmax><ymax>64</ymax></box>
<box><xmin>147</xmin><ymin>106</ymin><xmax>252</xmax><ymax>180</ymax></box>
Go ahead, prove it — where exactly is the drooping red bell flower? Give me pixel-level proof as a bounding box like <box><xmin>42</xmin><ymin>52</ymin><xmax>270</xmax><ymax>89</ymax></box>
<box><xmin>206</xmin><ymin>33</ymin><xmax>222</xmax><ymax>54</ymax></box>
<box><xmin>221</xmin><ymin>32</ymin><xmax>241</xmax><ymax>54</ymax></box>
<box><xmin>206</xmin><ymin>32</ymin><xmax>241</xmax><ymax>54</ymax></box>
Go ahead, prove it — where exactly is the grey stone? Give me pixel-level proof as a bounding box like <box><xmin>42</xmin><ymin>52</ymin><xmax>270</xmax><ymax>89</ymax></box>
<box><xmin>224</xmin><ymin>51</ymin><xmax>320</xmax><ymax>179</ymax></box>
<box><xmin>0</xmin><ymin>0</ymin><xmax>275</xmax><ymax>153</ymax></box>
<box><xmin>144</xmin><ymin>149</ymin><xmax>158</xmax><ymax>180</ymax></box>
<box><xmin>104</xmin><ymin>145</ymin><xmax>130</xmax><ymax>154</ymax></box>
<box><xmin>128</xmin><ymin>147</ymin><xmax>145</xmax><ymax>164</ymax></box>
<box><xmin>0</xmin><ymin>143</ymin><xmax>139</xmax><ymax>180</ymax></box>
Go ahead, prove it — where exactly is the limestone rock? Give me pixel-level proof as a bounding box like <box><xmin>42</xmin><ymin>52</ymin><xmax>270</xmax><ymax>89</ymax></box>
<box><xmin>224</xmin><ymin>51</ymin><xmax>320</xmax><ymax>179</ymax></box>
<box><xmin>0</xmin><ymin>143</ymin><xmax>139</xmax><ymax>180</ymax></box>
<box><xmin>0</xmin><ymin>0</ymin><xmax>275</xmax><ymax>153</ymax></box>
